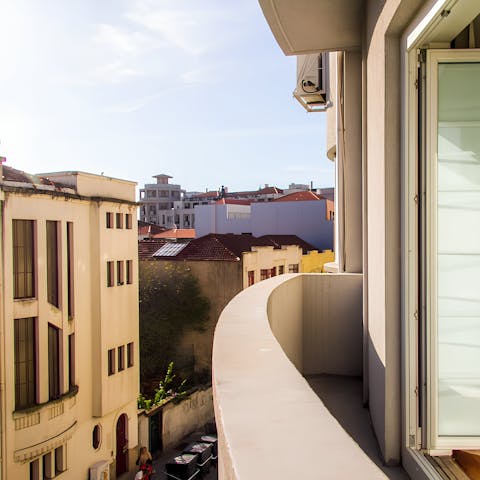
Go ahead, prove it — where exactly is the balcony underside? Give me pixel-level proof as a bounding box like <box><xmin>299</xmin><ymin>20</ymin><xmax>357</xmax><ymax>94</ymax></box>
<box><xmin>213</xmin><ymin>273</ymin><xmax>408</xmax><ymax>479</ymax></box>
<box><xmin>258</xmin><ymin>0</ymin><xmax>363</xmax><ymax>55</ymax></box>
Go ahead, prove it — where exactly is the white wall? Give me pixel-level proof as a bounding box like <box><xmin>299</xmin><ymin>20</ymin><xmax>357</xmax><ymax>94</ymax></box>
<box><xmin>252</xmin><ymin>201</ymin><xmax>333</xmax><ymax>250</ymax></box>
<box><xmin>194</xmin><ymin>204</ymin><xmax>252</xmax><ymax>237</ymax></box>
<box><xmin>195</xmin><ymin>201</ymin><xmax>334</xmax><ymax>251</ymax></box>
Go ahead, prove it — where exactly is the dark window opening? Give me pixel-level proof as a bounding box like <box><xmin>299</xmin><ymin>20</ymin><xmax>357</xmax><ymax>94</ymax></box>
<box><xmin>13</xmin><ymin>219</ymin><xmax>35</xmax><ymax>299</ymax></box>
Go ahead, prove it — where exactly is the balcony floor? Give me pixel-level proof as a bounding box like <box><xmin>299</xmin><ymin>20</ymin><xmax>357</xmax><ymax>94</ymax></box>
<box><xmin>306</xmin><ymin>375</ymin><xmax>410</xmax><ymax>480</ymax></box>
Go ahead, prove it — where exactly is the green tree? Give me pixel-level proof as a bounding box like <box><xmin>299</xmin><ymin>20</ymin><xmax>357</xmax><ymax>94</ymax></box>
<box><xmin>139</xmin><ymin>261</ymin><xmax>210</xmax><ymax>391</ymax></box>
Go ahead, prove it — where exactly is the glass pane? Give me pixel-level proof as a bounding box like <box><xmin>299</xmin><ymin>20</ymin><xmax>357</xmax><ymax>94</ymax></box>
<box><xmin>437</xmin><ymin>62</ymin><xmax>480</xmax><ymax>436</ymax></box>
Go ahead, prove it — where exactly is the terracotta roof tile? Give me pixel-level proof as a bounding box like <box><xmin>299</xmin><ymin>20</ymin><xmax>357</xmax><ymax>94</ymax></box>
<box><xmin>138</xmin><ymin>221</ymin><xmax>167</xmax><ymax>236</ymax></box>
<box><xmin>152</xmin><ymin>228</ymin><xmax>196</xmax><ymax>239</ymax></box>
<box><xmin>151</xmin><ymin>233</ymin><xmax>315</xmax><ymax>261</ymax></box>
<box><xmin>258</xmin><ymin>235</ymin><xmax>316</xmax><ymax>254</ymax></box>
<box><xmin>2</xmin><ymin>165</ymin><xmax>72</xmax><ymax>190</ymax></box>
<box><xmin>274</xmin><ymin>191</ymin><xmax>323</xmax><ymax>202</ymax></box>
<box><xmin>215</xmin><ymin>199</ymin><xmax>251</xmax><ymax>205</ymax></box>
<box><xmin>138</xmin><ymin>239</ymin><xmax>167</xmax><ymax>259</ymax></box>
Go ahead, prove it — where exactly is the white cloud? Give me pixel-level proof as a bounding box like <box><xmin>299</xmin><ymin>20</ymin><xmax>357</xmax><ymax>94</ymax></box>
<box><xmin>180</xmin><ymin>66</ymin><xmax>217</xmax><ymax>85</ymax></box>
<box><xmin>124</xmin><ymin>0</ymin><xmax>229</xmax><ymax>55</ymax></box>
<box><xmin>92</xmin><ymin>61</ymin><xmax>143</xmax><ymax>84</ymax></box>
<box><xmin>92</xmin><ymin>23</ymin><xmax>159</xmax><ymax>55</ymax></box>
<box><xmin>101</xmin><ymin>84</ymin><xmax>188</xmax><ymax>113</ymax></box>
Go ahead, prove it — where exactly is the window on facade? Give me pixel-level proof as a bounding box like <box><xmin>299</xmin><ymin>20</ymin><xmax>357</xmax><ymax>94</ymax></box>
<box><xmin>279</xmin><ymin>265</ymin><xmax>285</xmax><ymax>275</ymax></box>
<box><xmin>126</xmin><ymin>260</ymin><xmax>133</xmax><ymax>285</ymax></box>
<box><xmin>107</xmin><ymin>261</ymin><xmax>114</xmax><ymax>287</ymax></box>
<box><xmin>43</xmin><ymin>452</ymin><xmax>52</xmax><ymax>478</ymax></box>
<box><xmin>116</xmin><ymin>212</ymin><xmax>123</xmax><ymax>229</ymax></box>
<box><xmin>55</xmin><ymin>446</ymin><xmax>65</xmax><ymax>474</ymax></box>
<box><xmin>147</xmin><ymin>190</ymin><xmax>157</xmax><ymax>198</ymax></box>
<box><xmin>46</xmin><ymin>221</ymin><xmax>60</xmax><ymax>307</ymax></box>
<box><xmin>127</xmin><ymin>342</ymin><xmax>134</xmax><ymax>367</ymax></box>
<box><xmin>106</xmin><ymin>212</ymin><xmax>114</xmax><ymax>228</ymax></box>
<box><xmin>14</xmin><ymin>317</ymin><xmax>37</xmax><ymax>409</ymax></box>
<box><xmin>248</xmin><ymin>271</ymin><xmax>255</xmax><ymax>286</ymax></box>
<box><xmin>125</xmin><ymin>214</ymin><xmax>133</xmax><ymax>229</ymax></box>
<box><xmin>260</xmin><ymin>269</ymin><xmax>269</xmax><ymax>281</ymax></box>
<box><xmin>159</xmin><ymin>190</ymin><xmax>168</xmax><ymax>197</ymax></box>
<box><xmin>158</xmin><ymin>203</ymin><xmax>169</xmax><ymax>210</ymax></box>
<box><xmin>92</xmin><ymin>425</ymin><xmax>102</xmax><ymax>449</ymax></box>
<box><xmin>108</xmin><ymin>348</ymin><xmax>115</xmax><ymax>375</ymax></box>
<box><xmin>270</xmin><ymin>267</ymin><xmax>276</xmax><ymax>277</ymax></box>
<box><xmin>48</xmin><ymin>324</ymin><xmax>61</xmax><ymax>401</ymax></box>
<box><xmin>149</xmin><ymin>206</ymin><xmax>157</xmax><ymax>215</ymax></box>
<box><xmin>68</xmin><ymin>333</ymin><xmax>75</xmax><ymax>389</ymax></box>
<box><xmin>66</xmin><ymin>222</ymin><xmax>74</xmax><ymax>318</ymax></box>
<box><xmin>118</xmin><ymin>345</ymin><xmax>125</xmax><ymax>371</ymax></box>
<box><xmin>13</xmin><ymin>219</ymin><xmax>35</xmax><ymax>299</ymax></box>
<box><xmin>288</xmin><ymin>264</ymin><xmax>299</xmax><ymax>273</ymax></box>
<box><xmin>117</xmin><ymin>261</ymin><xmax>124</xmax><ymax>285</ymax></box>
<box><xmin>30</xmin><ymin>458</ymin><xmax>40</xmax><ymax>480</ymax></box>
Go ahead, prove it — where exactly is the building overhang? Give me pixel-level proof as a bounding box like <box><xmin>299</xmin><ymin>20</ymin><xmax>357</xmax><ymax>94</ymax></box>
<box><xmin>258</xmin><ymin>0</ymin><xmax>364</xmax><ymax>55</ymax></box>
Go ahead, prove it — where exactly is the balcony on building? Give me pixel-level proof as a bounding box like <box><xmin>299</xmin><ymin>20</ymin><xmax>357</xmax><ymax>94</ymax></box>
<box><xmin>212</xmin><ymin>273</ymin><xmax>408</xmax><ymax>480</ymax></box>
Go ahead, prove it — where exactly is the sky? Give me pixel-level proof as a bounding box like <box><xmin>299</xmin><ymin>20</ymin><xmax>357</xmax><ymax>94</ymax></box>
<box><xmin>0</xmin><ymin>0</ymin><xmax>333</xmax><ymax>193</ymax></box>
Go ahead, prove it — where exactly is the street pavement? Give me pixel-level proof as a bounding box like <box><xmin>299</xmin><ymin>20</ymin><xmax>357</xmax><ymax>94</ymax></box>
<box><xmin>119</xmin><ymin>430</ymin><xmax>218</xmax><ymax>480</ymax></box>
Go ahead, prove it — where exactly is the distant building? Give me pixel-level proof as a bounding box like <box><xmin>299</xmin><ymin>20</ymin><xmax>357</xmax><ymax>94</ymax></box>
<box><xmin>195</xmin><ymin>192</ymin><xmax>334</xmax><ymax>250</ymax></box>
<box><xmin>0</xmin><ymin>164</ymin><xmax>139</xmax><ymax>479</ymax></box>
<box><xmin>139</xmin><ymin>174</ymin><xmax>183</xmax><ymax>227</ymax></box>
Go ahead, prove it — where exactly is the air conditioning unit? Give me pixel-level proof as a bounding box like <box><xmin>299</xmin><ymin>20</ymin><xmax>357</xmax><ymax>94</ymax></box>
<box><xmin>89</xmin><ymin>460</ymin><xmax>110</xmax><ymax>480</ymax></box>
<box><xmin>293</xmin><ymin>53</ymin><xmax>330</xmax><ymax>112</ymax></box>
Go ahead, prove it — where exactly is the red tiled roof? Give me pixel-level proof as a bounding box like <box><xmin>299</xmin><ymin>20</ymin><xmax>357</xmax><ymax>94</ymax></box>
<box><xmin>138</xmin><ymin>221</ymin><xmax>167</xmax><ymax>236</ymax></box>
<box><xmin>194</xmin><ymin>191</ymin><xmax>219</xmax><ymax>199</ymax></box>
<box><xmin>258</xmin><ymin>235</ymin><xmax>316</xmax><ymax>254</ymax></box>
<box><xmin>215</xmin><ymin>198</ymin><xmax>251</xmax><ymax>205</ymax></box>
<box><xmin>274</xmin><ymin>191</ymin><xmax>323</xmax><ymax>202</ymax></box>
<box><xmin>152</xmin><ymin>233</ymin><xmax>315</xmax><ymax>261</ymax></box>
<box><xmin>152</xmin><ymin>228</ymin><xmax>196</xmax><ymax>239</ymax></box>
<box><xmin>257</xmin><ymin>186</ymin><xmax>283</xmax><ymax>195</ymax></box>
<box><xmin>138</xmin><ymin>239</ymin><xmax>167</xmax><ymax>259</ymax></box>
<box><xmin>2</xmin><ymin>165</ymin><xmax>72</xmax><ymax>190</ymax></box>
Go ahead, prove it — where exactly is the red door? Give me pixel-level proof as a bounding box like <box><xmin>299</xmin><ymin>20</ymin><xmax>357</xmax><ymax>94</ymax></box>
<box><xmin>116</xmin><ymin>414</ymin><xmax>128</xmax><ymax>475</ymax></box>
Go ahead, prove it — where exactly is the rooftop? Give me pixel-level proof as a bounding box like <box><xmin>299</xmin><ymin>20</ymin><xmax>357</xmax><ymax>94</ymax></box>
<box><xmin>138</xmin><ymin>239</ymin><xmax>168</xmax><ymax>260</ymax></box>
<box><xmin>152</xmin><ymin>228</ymin><xmax>196</xmax><ymax>240</ymax></box>
<box><xmin>150</xmin><ymin>233</ymin><xmax>316</xmax><ymax>261</ymax></box>
<box><xmin>1</xmin><ymin>165</ymin><xmax>137</xmax><ymax>202</ymax></box>
<box><xmin>274</xmin><ymin>190</ymin><xmax>324</xmax><ymax>202</ymax></box>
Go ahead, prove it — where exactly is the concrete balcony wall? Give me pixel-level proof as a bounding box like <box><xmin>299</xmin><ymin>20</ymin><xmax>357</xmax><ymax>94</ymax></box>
<box><xmin>212</xmin><ymin>273</ymin><xmax>382</xmax><ymax>480</ymax></box>
<box><xmin>302</xmin><ymin>273</ymin><xmax>362</xmax><ymax>375</ymax></box>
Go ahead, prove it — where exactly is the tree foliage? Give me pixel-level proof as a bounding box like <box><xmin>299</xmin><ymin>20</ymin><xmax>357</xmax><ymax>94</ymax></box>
<box><xmin>139</xmin><ymin>261</ymin><xmax>210</xmax><ymax>389</ymax></box>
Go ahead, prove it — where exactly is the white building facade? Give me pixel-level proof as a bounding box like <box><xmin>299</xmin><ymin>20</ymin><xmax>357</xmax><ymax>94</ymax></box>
<box><xmin>139</xmin><ymin>174</ymin><xmax>183</xmax><ymax>228</ymax></box>
<box><xmin>195</xmin><ymin>199</ymin><xmax>334</xmax><ymax>251</ymax></box>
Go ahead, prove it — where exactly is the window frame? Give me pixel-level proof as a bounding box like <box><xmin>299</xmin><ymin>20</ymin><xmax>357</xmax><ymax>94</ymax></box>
<box><xmin>46</xmin><ymin>220</ymin><xmax>60</xmax><ymax>308</ymax></box>
<box><xmin>127</xmin><ymin>342</ymin><xmax>134</xmax><ymax>368</ymax></box>
<box><xmin>14</xmin><ymin>317</ymin><xmax>37</xmax><ymax>410</ymax></box>
<box><xmin>13</xmin><ymin>219</ymin><xmax>35</xmax><ymax>299</ymax></box>
<box><xmin>108</xmin><ymin>348</ymin><xmax>115</xmax><ymax>375</ymax></box>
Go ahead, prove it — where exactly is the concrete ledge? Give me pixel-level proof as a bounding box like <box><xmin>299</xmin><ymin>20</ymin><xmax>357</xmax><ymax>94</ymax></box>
<box><xmin>213</xmin><ymin>273</ymin><xmax>388</xmax><ymax>479</ymax></box>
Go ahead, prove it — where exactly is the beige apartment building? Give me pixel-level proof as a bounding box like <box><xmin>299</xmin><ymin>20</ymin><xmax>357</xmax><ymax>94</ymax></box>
<box><xmin>0</xmin><ymin>164</ymin><xmax>139</xmax><ymax>479</ymax></box>
<box><xmin>213</xmin><ymin>1</ymin><xmax>480</xmax><ymax>479</ymax></box>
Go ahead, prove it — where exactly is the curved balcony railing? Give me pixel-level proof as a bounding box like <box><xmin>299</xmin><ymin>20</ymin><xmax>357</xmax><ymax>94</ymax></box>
<box><xmin>213</xmin><ymin>273</ymin><xmax>392</xmax><ymax>480</ymax></box>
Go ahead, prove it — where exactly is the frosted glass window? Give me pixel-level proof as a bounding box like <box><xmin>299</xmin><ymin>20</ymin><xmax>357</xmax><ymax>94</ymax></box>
<box><xmin>437</xmin><ymin>62</ymin><xmax>480</xmax><ymax>436</ymax></box>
